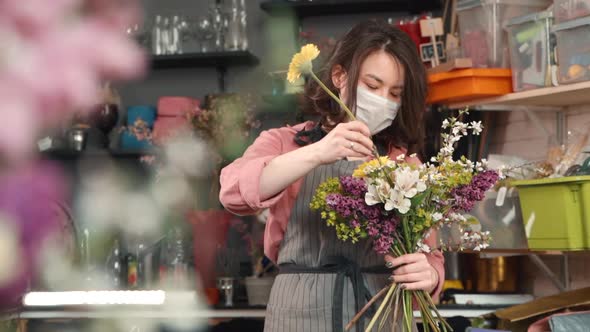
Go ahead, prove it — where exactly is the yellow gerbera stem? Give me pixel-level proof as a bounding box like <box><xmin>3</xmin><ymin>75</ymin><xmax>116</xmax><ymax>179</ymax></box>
<box><xmin>310</xmin><ymin>72</ymin><xmax>356</xmax><ymax>122</ymax></box>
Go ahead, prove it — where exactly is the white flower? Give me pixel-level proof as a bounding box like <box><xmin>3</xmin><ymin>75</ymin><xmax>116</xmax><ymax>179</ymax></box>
<box><xmin>365</xmin><ymin>179</ymin><xmax>392</xmax><ymax>206</ymax></box>
<box><xmin>430</xmin><ymin>156</ymin><xmax>437</xmax><ymax>162</ymax></box>
<box><xmin>449</xmin><ymin>135</ymin><xmax>461</xmax><ymax>144</ymax></box>
<box><xmin>409</xmin><ymin>153</ymin><xmax>417</xmax><ymax>159</ymax></box>
<box><xmin>396</xmin><ymin>154</ymin><xmax>406</xmax><ymax>161</ymax></box>
<box><xmin>432</xmin><ymin>212</ymin><xmax>443</xmax><ymax>222</ymax></box>
<box><xmin>452</xmin><ymin>122</ymin><xmax>468</xmax><ymax>136</ymax></box>
<box><xmin>470</xmin><ymin>121</ymin><xmax>483</xmax><ymax>135</ymax></box>
<box><xmin>441</xmin><ymin>145</ymin><xmax>454</xmax><ymax>156</ymax></box>
<box><xmin>416</xmin><ymin>239</ymin><xmax>431</xmax><ymax>253</ymax></box>
<box><xmin>388</xmin><ymin>189</ymin><xmax>411</xmax><ymax>214</ymax></box>
<box><xmin>449</xmin><ymin>212</ymin><xmax>467</xmax><ymax>223</ymax></box>
<box><xmin>442</xmin><ymin>119</ymin><xmax>450</xmax><ymax>129</ymax></box>
<box><xmin>393</xmin><ymin>167</ymin><xmax>426</xmax><ymax>198</ymax></box>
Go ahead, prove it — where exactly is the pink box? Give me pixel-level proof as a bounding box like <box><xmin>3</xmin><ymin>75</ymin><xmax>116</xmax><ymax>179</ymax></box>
<box><xmin>157</xmin><ymin>96</ymin><xmax>200</xmax><ymax>117</ymax></box>
<box><xmin>152</xmin><ymin>116</ymin><xmax>190</xmax><ymax>145</ymax></box>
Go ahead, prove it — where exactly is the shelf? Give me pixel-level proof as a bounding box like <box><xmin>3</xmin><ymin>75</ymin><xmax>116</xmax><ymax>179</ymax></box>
<box><xmin>151</xmin><ymin>51</ymin><xmax>259</xmax><ymax>70</ymax></box>
<box><xmin>260</xmin><ymin>0</ymin><xmax>442</xmax><ymax>17</ymax></box>
<box><xmin>448</xmin><ymin>81</ymin><xmax>590</xmax><ymax>109</ymax></box>
<box><xmin>41</xmin><ymin>148</ymin><xmax>154</xmax><ymax>160</ymax></box>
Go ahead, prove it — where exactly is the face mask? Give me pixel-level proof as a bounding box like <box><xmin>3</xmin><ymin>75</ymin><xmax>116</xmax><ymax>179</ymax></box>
<box><xmin>354</xmin><ymin>86</ymin><xmax>400</xmax><ymax>135</ymax></box>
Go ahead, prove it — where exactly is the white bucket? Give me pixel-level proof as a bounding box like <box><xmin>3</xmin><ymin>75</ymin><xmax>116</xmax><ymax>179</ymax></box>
<box><xmin>244</xmin><ymin>276</ymin><xmax>275</xmax><ymax>306</ymax></box>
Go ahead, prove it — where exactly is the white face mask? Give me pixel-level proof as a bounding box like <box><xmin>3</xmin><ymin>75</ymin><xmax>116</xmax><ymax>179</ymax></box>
<box><xmin>354</xmin><ymin>86</ymin><xmax>400</xmax><ymax>135</ymax></box>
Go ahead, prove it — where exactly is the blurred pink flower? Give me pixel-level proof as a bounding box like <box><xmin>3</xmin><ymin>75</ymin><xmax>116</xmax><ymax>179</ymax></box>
<box><xmin>0</xmin><ymin>161</ymin><xmax>68</xmax><ymax>309</ymax></box>
<box><xmin>0</xmin><ymin>0</ymin><xmax>146</xmax><ymax>161</ymax></box>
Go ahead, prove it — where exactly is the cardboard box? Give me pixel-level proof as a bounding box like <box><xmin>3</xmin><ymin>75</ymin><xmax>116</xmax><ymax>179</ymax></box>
<box><xmin>488</xmin><ymin>287</ymin><xmax>590</xmax><ymax>331</ymax></box>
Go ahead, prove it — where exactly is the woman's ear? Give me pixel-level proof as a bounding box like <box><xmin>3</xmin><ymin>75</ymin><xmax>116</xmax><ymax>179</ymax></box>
<box><xmin>331</xmin><ymin>65</ymin><xmax>347</xmax><ymax>90</ymax></box>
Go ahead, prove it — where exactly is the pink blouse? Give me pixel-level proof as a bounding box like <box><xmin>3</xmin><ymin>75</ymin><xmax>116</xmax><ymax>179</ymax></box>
<box><xmin>219</xmin><ymin>121</ymin><xmax>445</xmax><ymax>298</ymax></box>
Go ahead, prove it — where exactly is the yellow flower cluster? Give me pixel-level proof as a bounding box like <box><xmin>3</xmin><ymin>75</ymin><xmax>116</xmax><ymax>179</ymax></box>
<box><xmin>287</xmin><ymin>44</ymin><xmax>320</xmax><ymax>83</ymax></box>
<box><xmin>353</xmin><ymin>156</ymin><xmax>392</xmax><ymax>178</ymax></box>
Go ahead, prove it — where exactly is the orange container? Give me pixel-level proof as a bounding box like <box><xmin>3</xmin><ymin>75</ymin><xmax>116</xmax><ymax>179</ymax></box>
<box><xmin>427</xmin><ymin>68</ymin><xmax>513</xmax><ymax>104</ymax></box>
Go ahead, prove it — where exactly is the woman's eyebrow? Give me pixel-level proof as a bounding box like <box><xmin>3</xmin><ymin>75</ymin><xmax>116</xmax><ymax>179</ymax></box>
<box><xmin>366</xmin><ymin>73</ymin><xmax>384</xmax><ymax>83</ymax></box>
<box><xmin>366</xmin><ymin>73</ymin><xmax>404</xmax><ymax>89</ymax></box>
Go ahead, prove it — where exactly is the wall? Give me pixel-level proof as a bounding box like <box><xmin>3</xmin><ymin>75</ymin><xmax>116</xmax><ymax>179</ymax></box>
<box><xmin>488</xmin><ymin>105</ymin><xmax>590</xmax><ymax>297</ymax></box>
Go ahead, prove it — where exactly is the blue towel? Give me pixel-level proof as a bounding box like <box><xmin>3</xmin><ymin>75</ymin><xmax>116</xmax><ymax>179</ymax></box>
<box><xmin>127</xmin><ymin>105</ymin><xmax>157</xmax><ymax>127</ymax></box>
<box><xmin>119</xmin><ymin>130</ymin><xmax>152</xmax><ymax>151</ymax></box>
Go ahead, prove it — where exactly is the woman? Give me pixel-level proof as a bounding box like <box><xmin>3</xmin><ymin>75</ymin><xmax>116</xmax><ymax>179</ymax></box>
<box><xmin>220</xmin><ymin>20</ymin><xmax>444</xmax><ymax>332</ymax></box>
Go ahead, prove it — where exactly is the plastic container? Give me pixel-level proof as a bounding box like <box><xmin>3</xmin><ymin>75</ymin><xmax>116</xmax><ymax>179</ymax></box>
<box><xmin>553</xmin><ymin>0</ymin><xmax>590</xmax><ymax>23</ymax></box>
<box><xmin>244</xmin><ymin>276</ymin><xmax>274</xmax><ymax>306</ymax></box>
<box><xmin>552</xmin><ymin>16</ymin><xmax>590</xmax><ymax>84</ymax></box>
<box><xmin>512</xmin><ymin>175</ymin><xmax>590</xmax><ymax>250</ymax></box>
<box><xmin>506</xmin><ymin>11</ymin><xmax>557</xmax><ymax>91</ymax></box>
<box><xmin>457</xmin><ymin>0</ymin><xmax>551</xmax><ymax>68</ymax></box>
<box><xmin>427</xmin><ymin>68</ymin><xmax>513</xmax><ymax>104</ymax></box>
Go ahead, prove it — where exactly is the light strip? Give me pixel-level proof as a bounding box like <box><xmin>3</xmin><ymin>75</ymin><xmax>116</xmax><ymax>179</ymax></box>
<box><xmin>23</xmin><ymin>291</ymin><xmax>166</xmax><ymax>306</ymax></box>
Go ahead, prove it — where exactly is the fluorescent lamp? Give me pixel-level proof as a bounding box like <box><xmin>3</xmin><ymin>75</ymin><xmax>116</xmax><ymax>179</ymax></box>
<box><xmin>23</xmin><ymin>290</ymin><xmax>166</xmax><ymax>306</ymax></box>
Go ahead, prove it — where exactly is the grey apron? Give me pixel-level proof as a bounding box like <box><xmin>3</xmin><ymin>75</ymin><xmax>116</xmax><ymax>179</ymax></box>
<box><xmin>264</xmin><ymin>159</ymin><xmax>396</xmax><ymax>332</ymax></box>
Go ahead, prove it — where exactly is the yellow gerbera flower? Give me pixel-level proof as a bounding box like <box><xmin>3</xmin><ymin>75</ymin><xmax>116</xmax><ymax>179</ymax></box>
<box><xmin>353</xmin><ymin>156</ymin><xmax>392</xmax><ymax>178</ymax></box>
<box><xmin>287</xmin><ymin>44</ymin><xmax>320</xmax><ymax>83</ymax></box>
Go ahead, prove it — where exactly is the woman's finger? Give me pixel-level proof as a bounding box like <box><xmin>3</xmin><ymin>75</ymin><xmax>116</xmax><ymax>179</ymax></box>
<box><xmin>343</xmin><ymin>121</ymin><xmax>371</xmax><ymax>137</ymax></box>
<box><xmin>388</xmin><ymin>253</ymin><xmax>427</xmax><ymax>268</ymax></box>
<box><xmin>389</xmin><ymin>272</ymin><xmax>426</xmax><ymax>284</ymax></box>
<box><xmin>345</xmin><ymin>141</ymin><xmax>373</xmax><ymax>157</ymax></box>
<box><xmin>400</xmin><ymin>280</ymin><xmax>431</xmax><ymax>291</ymax></box>
<box><xmin>392</xmin><ymin>262</ymin><xmax>429</xmax><ymax>275</ymax></box>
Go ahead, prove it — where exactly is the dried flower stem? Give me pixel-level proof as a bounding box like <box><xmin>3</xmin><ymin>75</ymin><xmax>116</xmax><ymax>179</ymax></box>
<box><xmin>345</xmin><ymin>285</ymin><xmax>390</xmax><ymax>331</ymax></box>
<box><xmin>365</xmin><ymin>283</ymin><xmax>397</xmax><ymax>332</ymax></box>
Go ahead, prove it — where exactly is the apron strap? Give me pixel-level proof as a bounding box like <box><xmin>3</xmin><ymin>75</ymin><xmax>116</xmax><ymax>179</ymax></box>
<box><xmin>279</xmin><ymin>256</ymin><xmax>388</xmax><ymax>332</ymax></box>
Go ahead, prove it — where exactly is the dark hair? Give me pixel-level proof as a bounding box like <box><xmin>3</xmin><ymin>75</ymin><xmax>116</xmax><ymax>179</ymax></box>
<box><xmin>301</xmin><ymin>20</ymin><xmax>427</xmax><ymax>156</ymax></box>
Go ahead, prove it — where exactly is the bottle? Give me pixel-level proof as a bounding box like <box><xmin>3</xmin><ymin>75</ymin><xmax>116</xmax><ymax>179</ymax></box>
<box><xmin>124</xmin><ymin>237</ymin><xmax>145</xmax><ymax>289</ymax></box>
<box><xmin>161</xmin><ymin>16</ymin><xmax>171</xmax><ymax>54</ymax></box>
<box><xmin>105</xmin><ymin>239</ymin><xmax>123</xmax><ymax>288</ymax></box>
<box><xmin>125</xmin><ymin>253</ymin><xmax>139</xmax><ymax>290</ymax></box>
<box><xmin>238</xmin><ymin>0</ymin><xmax>248</xmax><ymax>50</ymax></box>
<box><xmin>210</xmin><ymin>3</ymin><xmax>225</xmax><ymax>51</ymax></box>
<box><xmin>224</xmin><ymin>0</ymin><xmax>241</xmax><ymax>51</ymax></box>
<box><xmin>171</xmin><ymin>16</ymin><xmax>181</xmax><ymax>54</ymax></box>
<box><xmin>151</xmin><ymin>15</ymin><xmax>162</xmax><ymax>55</ymax></box>
<box><xmin>169</xmin><ymin>228</ymin><xmax>188</xmax><ymax>283</ymax></box>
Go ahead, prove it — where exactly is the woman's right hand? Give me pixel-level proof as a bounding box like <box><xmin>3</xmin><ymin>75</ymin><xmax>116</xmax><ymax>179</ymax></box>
<box><xmin>312</xmin><ymin>121</ymin><xmax>374</xmax><ymax>165</ymax></box>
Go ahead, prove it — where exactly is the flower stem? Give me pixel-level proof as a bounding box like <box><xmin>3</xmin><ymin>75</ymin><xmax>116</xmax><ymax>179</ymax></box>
<box><xmin>345</xmin><ymin>285</ymin><xmax>390</xmax><ymax>331</ymax></box>
<box><xmin>403</xmin><ymin>290</ymin><xmax>413</xmax><ymax>332</ymax></box>
<box><xmin>310</xmin><ymin>72</ymin><xmax>356</xmax><ymax>122</ymax></box>
<box><xmin>419</xmin><ymin>291</ymin><xmax>453</xmax><ymax>332</ymax></box>
<box><xmin>365</xmin><ymin>283</ymin><xmax>397</xmax><ymax>332</ymax></box>
<box><xmin>401</xmin><ymin>216</ymin><xmax>412</xmax><ymax>253</ymax></box>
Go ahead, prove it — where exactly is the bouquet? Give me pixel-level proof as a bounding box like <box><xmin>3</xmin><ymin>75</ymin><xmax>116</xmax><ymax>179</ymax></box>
<box><xmin>287</xmin><ymin>44</ymin><xmax>500</xmax><ymax>331</ymax></box>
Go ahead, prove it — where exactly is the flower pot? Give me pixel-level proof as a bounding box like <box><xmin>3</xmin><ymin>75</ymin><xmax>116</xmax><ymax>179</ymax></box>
<box><xmin>245</xmin><ymin>276</ymin><xmax>274</xmax><ymax>306</ymax></box>
<box><xmin>187</xmin><ymin>210</ymin><xmax>232</xmax><ymax>289</ymax></box>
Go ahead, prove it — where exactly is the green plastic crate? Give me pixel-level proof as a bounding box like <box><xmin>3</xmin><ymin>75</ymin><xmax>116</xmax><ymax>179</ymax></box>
<box><xmin>512</xmin><ymin>175</ymin><xmax>590</xmax><ymax>250</ymax></box>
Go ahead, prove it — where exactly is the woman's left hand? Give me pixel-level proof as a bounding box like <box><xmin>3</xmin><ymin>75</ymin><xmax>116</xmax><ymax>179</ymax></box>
<box><xmin>384</xmin><ymin>253</ymin><xmax>438</xmax><ymax>293</ymax></box>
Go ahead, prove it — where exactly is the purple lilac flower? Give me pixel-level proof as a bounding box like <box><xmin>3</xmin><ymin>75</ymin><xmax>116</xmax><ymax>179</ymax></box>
<box><xmin>366</xmin><ymin>216</ymin><xmax>400</xmax><ymax>254</ymax></box>
<box><xmin>339</xmin><ymin>176</ymin><xmax>366</xmax><ymax>197</ymax></box>
<box><xmin>451</xmin><ymin>170</ymin><xmax>500</xmax><ymax>212</ymax></box>
<box><xmin>325</xmin><ymin>176</ymin><xmax>403</xmax><ymax>255</ymax></box>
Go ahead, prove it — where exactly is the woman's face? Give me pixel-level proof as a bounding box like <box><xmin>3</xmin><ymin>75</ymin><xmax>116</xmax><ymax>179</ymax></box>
<box><xmin>333</xmin><ymin>49</ymin><xmax>405</xmax><ymax>106</ymax></box>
